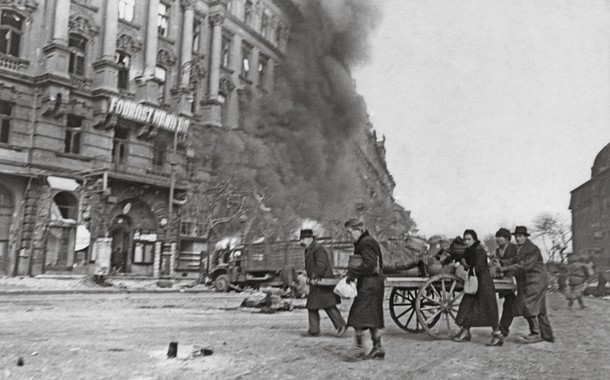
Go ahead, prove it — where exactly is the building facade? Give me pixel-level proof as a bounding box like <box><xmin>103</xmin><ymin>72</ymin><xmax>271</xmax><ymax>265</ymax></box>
<box><xmin>0</xmin><ymin>0</ymin><xmax>297</xmax><ymax>277</ymax></box>
<box><xmin>570</xmin><ymin>142</ymin><xmax>610</xmax><ymax>270</ymax></box>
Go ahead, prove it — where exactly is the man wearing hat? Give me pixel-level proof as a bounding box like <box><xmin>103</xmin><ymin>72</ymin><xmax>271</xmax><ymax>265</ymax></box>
<box><xmin>499</xmin><ymin>226</ymin><xmax>555</xmax><ymax>343</ymax></box>
<box><xmin>300</xmin><ymin>229</ymin><xmax>347</xmax><ymax>337</ymax></box>
<box><xmin>493</xmin><ymin>228</ymin><xmax>522</xmax><ymax>338</ymax></box>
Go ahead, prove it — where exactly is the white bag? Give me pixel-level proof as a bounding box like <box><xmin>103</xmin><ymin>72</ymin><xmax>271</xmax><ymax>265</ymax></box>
<box><xmin>333</xmin><ymin>277</ymin><xmax>358</xmax><ymax>299</ymax></box>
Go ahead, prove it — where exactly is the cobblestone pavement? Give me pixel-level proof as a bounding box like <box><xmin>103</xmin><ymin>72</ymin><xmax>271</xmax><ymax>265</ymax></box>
<box><xmin>1</xmin><ymin>290</ymin><xmax>609</xmax><ymax>379</ymax></box>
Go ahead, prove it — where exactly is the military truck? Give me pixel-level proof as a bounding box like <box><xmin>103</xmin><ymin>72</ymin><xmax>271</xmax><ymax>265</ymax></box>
<box><xmin>204</xmin><ymin>238</ymin><xmax>353</xmax><ymax>292</ymax></box>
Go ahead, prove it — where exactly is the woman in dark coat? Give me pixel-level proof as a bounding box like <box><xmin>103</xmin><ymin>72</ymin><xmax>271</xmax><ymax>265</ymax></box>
<box><xmin>344</xmin><ymin>218</ymin><xmax>385</xmax><ymax>360</ymax></box>
<box><xmin>453</xmin><ymin>229</ymin><xmax>503</xmax><ymax>346</ymax></box>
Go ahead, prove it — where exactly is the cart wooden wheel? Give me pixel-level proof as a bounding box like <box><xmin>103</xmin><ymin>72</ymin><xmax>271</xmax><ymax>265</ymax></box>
<box><xmin>415</xmin><ymin>273</ymin><xmax>464</xmax><ymax>340</ymax></box>
<box><xmin>389</xmin><ymin>288</ymin><xmax>423</xmax><ymax>333</ymax></box>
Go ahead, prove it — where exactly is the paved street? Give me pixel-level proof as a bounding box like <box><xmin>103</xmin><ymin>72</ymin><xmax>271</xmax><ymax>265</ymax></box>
<box><xmin>1</xmin><ymin>291</ymin><xmax>609</xmax><ymax>379</ymax></box>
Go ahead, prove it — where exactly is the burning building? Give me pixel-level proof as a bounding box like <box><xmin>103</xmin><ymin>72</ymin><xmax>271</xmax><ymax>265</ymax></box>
<box><xmin>0</xmin><ymin>0</ymin><xmax>412</xmax><ymax>280</ymax></box>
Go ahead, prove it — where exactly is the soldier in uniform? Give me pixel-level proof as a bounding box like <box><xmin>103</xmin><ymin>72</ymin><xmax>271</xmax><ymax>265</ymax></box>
<box><xmin>300</xmin><ymin>229</ymin><xmax>347</xmax><ymax>337</ymax></box>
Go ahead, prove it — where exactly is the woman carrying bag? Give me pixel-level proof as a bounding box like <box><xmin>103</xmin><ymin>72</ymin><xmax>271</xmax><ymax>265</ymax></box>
<box><xmin>453</xmin><ymin>229</ymin><xmax>503</xmax><ymax>346</ymax></box>
<box><xmin>343</xmin><ymin>218</ymin><xmax>385</xmax><ymax>361</ymax></box>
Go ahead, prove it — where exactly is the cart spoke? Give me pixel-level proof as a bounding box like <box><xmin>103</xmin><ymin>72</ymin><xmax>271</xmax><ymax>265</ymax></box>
<box><xmin>406</xmin><ymin>309</ymin><xmax>415</xmax><ymax>327</ymax></box>
<box><xmin>424</xmin><ymin>309</ymin><xmax>442</xmax><ymax>325</ymax></box>
<box><xmin>396</xmin><ymin>307</ymin><xmax>413</xmax><ymax>320</ymax></box>
<box><xmin>422</xmin><ymin>294</ymin><xmax>441</xmax><ymax>305</ymax></box>
<box><xmin>394</xmin><ymin>290</ymin><xmax>409</xmax><ymax>301</ymax></box>
<box><xmin>430</xmin><ymin>284</ymin><xmax>441</xmax><ymax>299</ymax></box>
<box><xmin>449</xmin><ymin>279</ymin><xmax>457</xmax><ymax>294</ymax></box>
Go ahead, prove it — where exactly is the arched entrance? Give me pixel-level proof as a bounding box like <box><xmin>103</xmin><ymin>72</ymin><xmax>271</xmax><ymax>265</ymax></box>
<box><xmin>0</xmin><ymin>182</ymin><xmax>13</xmax><ymax>271</ymax></box>
<box><xmin>110</xmin><ymin>215</ymin><xmax>131</xmax><ymax>273</ymax></box>
<box><xmin>108</xmin><ymin>199</ymin><xmax>159</xmax><ymax>276</ymax></box>
<box><xmin>45</xmin><ymin>191</ymin><xmax>79</xmax><ymax>271</ymax></box>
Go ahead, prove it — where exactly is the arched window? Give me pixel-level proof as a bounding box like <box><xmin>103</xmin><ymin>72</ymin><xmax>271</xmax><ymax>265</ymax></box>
<box><xmin>155</xmin><ymin>66</ymin><xmax>167</xmax><ymax>103</ymax></box>
<box><xmin>118</xmin><ymin>0</ymin><xmax>135</xmax><ymax>22</ymax></box>
<box><xmin>116</xmin><ymin>51</ymin><xmax>130</xmax><ymax>90</ymax></box>
<box><xmin>0</xmin><ymin>10</ymin><xmax>23</xmax><ymax>57</ymax></box>
<box><xmin>68</xmin><ymin>34</ymin><xmax>87</xmax><ymax>76</ymax></box>
<box><xmin>53</xmin><ymin>191</ymin><xmax>78</xmax><ymax>220</ymax></box>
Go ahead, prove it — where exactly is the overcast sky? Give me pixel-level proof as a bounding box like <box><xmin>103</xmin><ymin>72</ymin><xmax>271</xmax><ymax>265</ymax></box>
<box><xmin>353</xmin><ymin>0</ymin><xmax>610</xmax><ymax>238</ymax></box>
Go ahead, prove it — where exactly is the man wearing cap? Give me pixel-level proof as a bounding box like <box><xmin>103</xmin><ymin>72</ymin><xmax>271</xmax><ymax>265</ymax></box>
<box><xmin>300</xmin><ymin>229</ymin><xmax>347</xmax><ymax>337</ymax></box>
<box><xmin>493</xmin><ymin>228</ymin><xmax>522</xmax><ymax>338</ymax></box>
<box><xmin>499</xmin><ymin>226</ymin><xmax>555</xmax><ymax>343</ymax></box>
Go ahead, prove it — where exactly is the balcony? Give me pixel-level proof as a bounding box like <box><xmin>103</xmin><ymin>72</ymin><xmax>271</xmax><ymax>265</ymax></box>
<box><xmin>111</xmin><ymin>161</ymin><xmax>187</xmax><ymax>189</ymax></box>
<box><xmin>0</xmin><ymin>53</ymin><xmax>29</xmax><ymax>72</ymax></box>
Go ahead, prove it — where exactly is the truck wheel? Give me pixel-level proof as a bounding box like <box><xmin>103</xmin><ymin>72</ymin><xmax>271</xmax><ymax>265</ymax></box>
<box><xmin>215</xmin><ymin>275</ymin><xmax>230</xmax><ymax>292</ymax></box>
<box><xmin>280</xmin><ymin>265</ymin><xmax>295</xmax><ymax>288</ymax></box>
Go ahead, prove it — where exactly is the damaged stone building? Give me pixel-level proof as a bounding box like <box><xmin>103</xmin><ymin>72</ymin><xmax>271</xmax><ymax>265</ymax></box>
<box><xmin>0</xmin><ymin>0</ymin><xmax>296</xmax><ymax>277</ymax></box>
<box><xmin>570</xmin><ymin>142</ymin><xmax>610</xmax><ymax>270</ymax></box>
<box><xmin>0</xmin><ymin>0</ymin><xmax>408</xmax><ymax>280</ymax></box>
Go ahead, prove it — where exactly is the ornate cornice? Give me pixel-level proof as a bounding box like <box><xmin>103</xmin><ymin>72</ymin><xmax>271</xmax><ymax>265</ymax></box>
<box><xmin>0</xmin><ymin>82</ymin><xmax>20</xmax><ymax>102</ymax></box>
<box><xmin>209</xmin><ymin>13</ymin><xmax>225</xmax><ymax>26</ymax></box>
<box><xmin>219</xmin><ymin>75</ymin><xmax>235</xmax><ymax>96</ymax></box>
<box><xmin>69</xmin><ymin>14</ymin><xmax>100</xmax><ymax>38</ymax></box>
<box><xmin>116</xmin><ymin>34</ymin><xmax>143</xmax><ymax>54</ymax></box>
<box><xmin>157</xmin><ymin>49</ymin><xmax>177</xmax><ymax>67</ymax></box>
<box><xmin>0</xmin><ymin>0</ymin><xmax>38</xmax><ymax>14</ymax></box>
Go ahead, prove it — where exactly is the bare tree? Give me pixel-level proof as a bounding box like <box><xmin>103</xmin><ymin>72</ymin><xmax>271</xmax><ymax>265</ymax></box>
<box><xmin>532</xmin><ymin>213</ymin><xmax>572</xmax><ymax>263</ymax></box>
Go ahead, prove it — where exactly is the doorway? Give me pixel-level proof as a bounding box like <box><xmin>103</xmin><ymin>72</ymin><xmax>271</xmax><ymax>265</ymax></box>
<box><xmin>0</xmin><ymin>183</ymin><xmax>13</xmax><ymax>273</ymax></box>
<box><xmin>110</xmin><ymin>215</ymin><xmax>131</xmax><ymax>273</ymax></box>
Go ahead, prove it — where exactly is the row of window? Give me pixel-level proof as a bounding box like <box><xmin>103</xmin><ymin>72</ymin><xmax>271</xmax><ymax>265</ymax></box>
<box><xmin>1</xmin><ymin>4</ymin><xmax>205</xmax><ymax>59</ymax></box>
<box><xmin>222</xmin><ymin>36</ymin><xmax>270</xmax><ymax>83</ymax></box>
<box><xmin>227</xmin><ymin>0</ymin><xmax>283</xmax><ymax>46</ymax></box>
<box><xmin>0</xmin><ymin>99</ymin><xmax>169</xmax><ymax>169</ymax></box>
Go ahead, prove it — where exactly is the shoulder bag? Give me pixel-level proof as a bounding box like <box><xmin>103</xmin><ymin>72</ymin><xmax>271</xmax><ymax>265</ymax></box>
<box><xmin>464</xmin><ymin>267</ymin><xmax>479</xmax><ymax>295</ymax></box>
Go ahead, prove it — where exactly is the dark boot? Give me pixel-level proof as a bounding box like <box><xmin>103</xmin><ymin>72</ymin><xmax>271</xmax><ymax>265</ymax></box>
<box><xmin>343</xmin><ymin>331</ymin><xmax>366</xmax><ymax>362</ymax></box>
<box><xmin>486</xmin><ymin>330</ymin><xmax>504</xmax><ymax>347</ymax></box>
<box><xmin>365</xmin><ymin>330</ymin><xmax>385</xmax><ymax>360</ymax></box>
<box><xmin>452</xmin><ymin>327</ymin><xmax>471</xmax><ymax>342</ymax></box>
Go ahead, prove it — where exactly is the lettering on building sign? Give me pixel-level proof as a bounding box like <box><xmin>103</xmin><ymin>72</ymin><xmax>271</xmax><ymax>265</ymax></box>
<box><xmin>108</xmin><ymin>97</ymin><xmax>190</xmax><ymax>134</ymax></box>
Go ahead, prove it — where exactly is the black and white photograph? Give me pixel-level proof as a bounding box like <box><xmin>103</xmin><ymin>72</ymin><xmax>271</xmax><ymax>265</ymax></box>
<box><xmin>0</xmin><ymin>0</ymin><xmax>609</xmax><ymax>379</ymax></box>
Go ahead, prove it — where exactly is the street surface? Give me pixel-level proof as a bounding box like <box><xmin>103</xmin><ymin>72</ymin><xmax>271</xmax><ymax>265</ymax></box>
<box><xmin>1</xmin><ymin>291</ymin><xmax>609</xmax><ymax>379</ymax></box>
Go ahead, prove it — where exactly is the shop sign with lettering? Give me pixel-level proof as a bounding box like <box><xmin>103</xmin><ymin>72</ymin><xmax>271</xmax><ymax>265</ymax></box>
<box><xmin>108</xmin><ymin>97</ymin><xmax>190</xmax><ymax>134</ymax></box>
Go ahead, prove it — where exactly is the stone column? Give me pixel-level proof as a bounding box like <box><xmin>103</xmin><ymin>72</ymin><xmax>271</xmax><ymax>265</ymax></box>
<box><xmin>92</xmin><ymin>0</ymin><xmax>120</xmax><ymax>92</ymax></box>
<box><xmin>102</xmin><ymin>0</ymin><xmax>119</xmax><ymax>61</ymax></box>
<box><xmin>136</xmin><ymin>0</ymin><xmax>161</xmax><ymax>103</ymax></box>
<box><xmin>144</xmin><ymin>0</ymin><xmax>160</xmax><ymax>78</ymax></box>
<box><xmin>178</xmin><ymin>1</ymin><xmax>195</xmax><ymax>113</ymax></box>
<box><xmin>53</xmin><ymin>0</ymin><xmax>70</xmax><ymax>45</ymax></box>
<box><xmin>180</xmin><ymin>1</ymin><xmax>195</xmax><ymax>89</ymax></box>
<box><xmin>208</xmin><ymin>13</ymin><xmax>224</xmax><ymax>100</ymax></box>
<box><xmin>42</xmin><ymin>0</ymin><xmax>71</xmax><ymax>77</ymax></box>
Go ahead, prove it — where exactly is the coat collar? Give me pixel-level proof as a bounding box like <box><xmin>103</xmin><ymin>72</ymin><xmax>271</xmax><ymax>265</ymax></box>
<box><xmin>305</xmin><ymin>240</ymin><xmax>319</xmax><ymax>253</ymax></box>
<box><xmin>354</xmin><ymin>230</ymin><xmax>370</xmax><ymax>246</ymax></box>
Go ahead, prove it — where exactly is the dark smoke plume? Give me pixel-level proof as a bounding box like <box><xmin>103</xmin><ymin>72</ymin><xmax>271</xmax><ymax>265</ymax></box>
<box><xmin>210</xmin><ymin>0</ymin><xmax>384</xmax><ymax>234</ymax></box>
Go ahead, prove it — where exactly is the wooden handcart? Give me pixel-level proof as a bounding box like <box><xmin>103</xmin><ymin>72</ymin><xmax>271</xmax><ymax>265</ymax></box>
<box><xmin>318</xmin><ymin>273</ymin><xmax>516</xmax><ymax>340</ymax></box>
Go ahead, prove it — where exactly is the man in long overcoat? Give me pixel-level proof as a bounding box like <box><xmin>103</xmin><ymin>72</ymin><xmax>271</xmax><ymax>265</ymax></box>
<box><xmin>499</xmin><ymin>226</ymin><xmax>555</xmax><ymax>343</ymax></box>
<box><xmin>344</xmin><ymin>219</ymin><xmax>385</xmax><ymax>360</ymax></box>
<box><xmin>300</xmin><ymin>229</ymin><xmax>346</xmax><ymax>337</ymax></box>
<box><xmin>494</xmin><ymin>227</ymin><xmax>522</xmax><ymax>337</ymax></box>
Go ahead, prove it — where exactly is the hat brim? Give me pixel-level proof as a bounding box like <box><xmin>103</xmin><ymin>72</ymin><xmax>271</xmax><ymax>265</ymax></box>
<box><xmin>511</xmin><ymin>232</ymin><xmax>530</xmax><ymax>236</ymax></box>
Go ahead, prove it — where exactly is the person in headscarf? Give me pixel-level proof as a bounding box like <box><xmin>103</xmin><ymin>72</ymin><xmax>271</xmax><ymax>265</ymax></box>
<box><xmin>343</xmin><ymin>218</ymin><xmax>385</xmax><ymax>360</ymax></box>
<box><xmin>453</xmin><ymin>229</ymin><xmax>503</xmax><ymax>346</ymax></box>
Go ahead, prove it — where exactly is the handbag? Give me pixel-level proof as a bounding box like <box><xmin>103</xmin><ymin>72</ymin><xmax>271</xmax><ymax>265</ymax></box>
<box><xmin>463</xmin><ymin>268</ymin><xmax>479</xmax><ymax>295</ymax></box>
<box><xmin>333</xmin><ymin>277</ymin><xmax>358</xmax><ymax>299</ymax></box>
